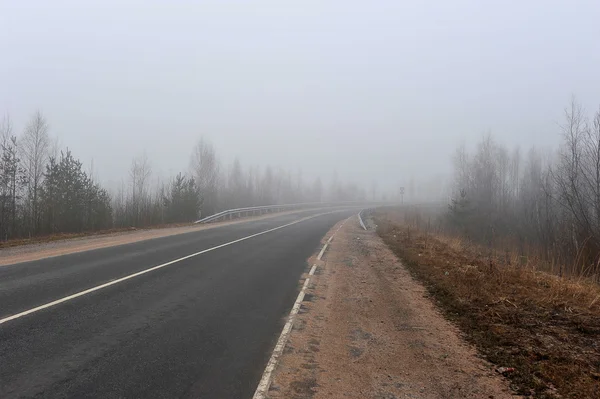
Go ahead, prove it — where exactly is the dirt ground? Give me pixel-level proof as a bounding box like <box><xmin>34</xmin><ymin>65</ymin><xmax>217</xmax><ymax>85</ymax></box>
<box><xmin>0</xmin><ymin>210</ymin><xmax>305</xmax><ymax>267</ymax></box>
<box><xmin>375</xmin><ymin>210</ymin><xmax>600</xmax><ymax>398</ymax></box>
<box><xmin>268</xmin><ymin>216</ymin><xmax>515</xmax><ymax>399</ymax></box>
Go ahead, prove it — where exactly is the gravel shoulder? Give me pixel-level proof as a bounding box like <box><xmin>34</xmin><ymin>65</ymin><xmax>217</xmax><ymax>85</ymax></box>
<box><xmin>0</xmin><ymin>210</ymin><xmax>303</xmax><ymax>267</ymax></box>
<box><xmin>268</xmin><ymin>216</ymin><xmax>516</xmax><ymax>398</ymax></box>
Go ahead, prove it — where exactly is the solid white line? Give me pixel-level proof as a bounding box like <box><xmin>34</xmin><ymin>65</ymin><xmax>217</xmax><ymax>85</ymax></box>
<box><xmin>0</xmin><ymin>212</ymin><xmax>338</xmax><ymax>326</ymax></box>
<box><xmin>317</xmin><ymin>243</ymin><xmax>328</xmax><ymax>260</ymax></box>
<box><xmin>252</xmin><ymin>217</ymin><xmax>350</xmax><ymax>399</ymax></box>
<box><xmin>252</xmin><ymin>277</ymin><xmax>311</xmax><ymax>399</ymax></box>
<box><xmin>315</xmin><ymin>219</ymin><xmax>345</xmax><ymax>261</ymax></box>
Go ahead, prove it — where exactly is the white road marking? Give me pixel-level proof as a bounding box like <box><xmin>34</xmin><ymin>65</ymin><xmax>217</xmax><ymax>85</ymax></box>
<box><xmin>0</xmin><ymin>211</ymin><xmax>344</xmax><ymax>326</ymax></box>
<box><xmin>315</xmin><ymin>220</ymin><xmax>344</xmax><ymax>262</ymax></box>
<box><xmin>252</xmin><ymin>277</ymin><xmax>310</xmax><ymax>399</ymax></box>
<box><xmin>317</xmin><ymin>243</ymin><xmax>328</xmax><ymax>260</ymax></box>
<box><xmin>252</xmin><ymin>217</ymin><xmax>349</xmax><ymax>399</ymax></box>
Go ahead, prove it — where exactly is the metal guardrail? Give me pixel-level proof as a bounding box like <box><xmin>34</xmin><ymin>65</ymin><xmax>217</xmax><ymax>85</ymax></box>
<box><xmin>358</xmin><ymin>209</ymin><xmax>368</xmax><ymax>230</ymax></box>
<box><xmin>194</xmin><ymin>201</ymin><xmax>385</xmax><ymax>224</ymax></box>
<box><xmin>194</xmin><ymin>203</ymin><xmax>310</xmax><ymax>224</ymax></box>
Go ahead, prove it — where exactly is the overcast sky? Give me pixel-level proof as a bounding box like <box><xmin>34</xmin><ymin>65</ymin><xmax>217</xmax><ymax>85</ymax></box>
<box><xmin>1</xmin><ymin>0</ymin><xmax>599</xmax><ymax>193</ymax></box>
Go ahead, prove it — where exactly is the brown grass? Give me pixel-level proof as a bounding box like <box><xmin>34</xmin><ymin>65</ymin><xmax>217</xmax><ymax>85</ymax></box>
<box><xmin>375</xmin><ymin>210</ymin><xmax>600</xmax><ymax>398</ymax></box>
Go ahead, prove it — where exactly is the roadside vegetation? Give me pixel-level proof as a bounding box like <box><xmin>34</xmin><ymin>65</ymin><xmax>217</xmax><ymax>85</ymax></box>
<box><xmin>0</xmin><ymin>111</ymin><xmax>367</xmax><ymax>244</ymax></box>
<box><xmin>447</xmin><ymin>98</ymin><xmax>600</xmax><ymax>278</ymax></box>
<box><xmin>376</xmin><ymin>208</ymin><xmax>600</xmax><ymax>398</ymax></box>
<box><xmin>373</xmin><ymin>98</ymin><xmax>600</xmax><ymax>397</ymax></box>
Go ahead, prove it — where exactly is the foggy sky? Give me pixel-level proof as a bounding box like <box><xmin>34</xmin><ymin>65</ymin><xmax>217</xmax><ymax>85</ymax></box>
<box><xmin>2</xmin><ymin>0</ymin><xmax>599</xmax><ymax>194</ymax></box>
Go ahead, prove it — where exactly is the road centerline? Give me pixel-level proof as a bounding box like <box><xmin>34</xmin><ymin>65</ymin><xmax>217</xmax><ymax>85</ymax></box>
<box><xmin>0</xmin><ymin>211</ymin><xmax>340</xmax><ymax>326</ymax></box>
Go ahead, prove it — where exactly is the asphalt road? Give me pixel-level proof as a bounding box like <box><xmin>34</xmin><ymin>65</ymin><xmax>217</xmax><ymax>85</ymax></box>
<box><xmin>0</xmin><ymin>208</ymin><xmax>356</xmax><ymax>399</ymax></box>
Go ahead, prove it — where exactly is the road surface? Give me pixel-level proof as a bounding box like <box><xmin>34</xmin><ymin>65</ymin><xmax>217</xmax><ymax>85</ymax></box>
<box><xmin>0</xmin><ymin>208</ymin><xmax>356</xmax><ymax>398</ymax></box>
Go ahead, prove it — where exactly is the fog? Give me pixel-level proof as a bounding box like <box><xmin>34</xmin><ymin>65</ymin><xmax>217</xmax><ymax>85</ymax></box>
<box><xmin>2</xmin><ymin>0</ymin><xmax>599</xmax><ymax>196</ymax></box>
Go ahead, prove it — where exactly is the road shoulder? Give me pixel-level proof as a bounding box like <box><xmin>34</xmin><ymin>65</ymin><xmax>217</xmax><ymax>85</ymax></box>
<box><xmin>267</xmin><ymin>216</ymin><xmax>515</xmax><ymax>398</ymax></box>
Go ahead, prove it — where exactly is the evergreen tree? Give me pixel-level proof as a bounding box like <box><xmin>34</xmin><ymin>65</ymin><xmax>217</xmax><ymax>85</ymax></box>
<box><xmin>40</xmin><ymin>150</ymin><xmax>112</xmax><ymax>234</ymax></box>
<box><xmin>163</xmin><ymin>173</ymin><xmax>201</xmax><ymax>223</ymax></box>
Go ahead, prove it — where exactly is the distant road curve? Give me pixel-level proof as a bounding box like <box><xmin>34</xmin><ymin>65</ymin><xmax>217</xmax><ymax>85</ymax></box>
<box><xmin>0</xmin><ymin>207</ymin><xmax>356</xmax><ymax>399</ymax></box>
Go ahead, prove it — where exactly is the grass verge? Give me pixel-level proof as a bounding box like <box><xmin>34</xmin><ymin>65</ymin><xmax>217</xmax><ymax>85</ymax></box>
<box><xmin>375</xmin><ymin>210</ymin><xmax>600</xmax><ymax>398</ymax></box>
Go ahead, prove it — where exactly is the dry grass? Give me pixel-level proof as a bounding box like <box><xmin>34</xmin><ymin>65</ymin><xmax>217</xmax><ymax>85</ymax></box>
<box><xmin>375</xmin><ymin>210</ymin><xmax>600</xmax><ymax>398</ymax></box>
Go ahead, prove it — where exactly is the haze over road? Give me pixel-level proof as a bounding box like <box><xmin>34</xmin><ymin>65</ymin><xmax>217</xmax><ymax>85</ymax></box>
<box><xmin>0</xmin><ymin>208</ymin><xmax>355</xmax><ymax>398</ymax></box>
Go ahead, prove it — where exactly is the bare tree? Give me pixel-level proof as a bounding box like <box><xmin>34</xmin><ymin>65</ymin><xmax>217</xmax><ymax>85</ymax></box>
<box><xmin>446</xmin><ymin>99</ymin><xmax>600</xmax><ymax>277</ymax></box>
<box><xmin>129</xmin><ymin>152</ymin><xmax>152</xmax><ymax>226</ymax></box>
<box><xmin>228</xmin><ymin>158</ymin><xmax>245</xmax><ymax>208</ymax></box>
<box><xmin>452</xmin><ymin>142</ymin><xmax>470</xmax><ymax>196</ymax></box>
<box><xmin>20</xmin><ymin>111</ymin><xmax>50</xmax><ymax>234</ymax></box>
<box><xmin>510</xmin><ymin>147</ymin><xmax>521</xmax><ymax>200</ymax></box>
<box><xmin>190</xmin><ymin>138</ymin><xmax>219</xmax><ymax>216</ymax></box>
<box><xmin>0</xmin><ymin>114</ymin><xmax>14</xmax><ymax>238</ymax></box>
<box><xmin>590</xmin><ymin>108</ymin><xmax>600</xmax><ymax>231</ymax></box>
<box><xmin>553</xmin><ymin>98</ymin><xmax>592</xmax><ymax>255</ymax></box>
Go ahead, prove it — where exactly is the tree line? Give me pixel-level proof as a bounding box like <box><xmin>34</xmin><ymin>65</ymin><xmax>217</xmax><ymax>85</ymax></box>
<box><xmin>0</xmin><ymin>112</ymin><xmax>367</xmax><ymax>241</ymax></box>
<box><xmin>111</xmin><ymin>137</ymin><xmax>367</xmax><ymax>229</ymax></box>
<box><xmin>446</xmin><ymin>98</ymin><xmax>600</xmax><ymax>277</ymax></box>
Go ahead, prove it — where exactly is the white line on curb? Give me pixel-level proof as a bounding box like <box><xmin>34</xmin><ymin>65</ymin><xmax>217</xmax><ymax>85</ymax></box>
<box><xmin>0</xmin><ymin>211</ymin><xmax>341</xmax><ymax>326</ymax></box>
<box><xmin>252</xmin><ymin>217</ymin><xmax>349</xmax><ymax>399</ymax></box>
<box><xmin>317</xmin><ymin>243</ymin><xmax>328</xmax><ymax>260</ymax></box>
<box><xmin>252</xmin><ymin>278</ymin><xmax>310</xmax><ymax>399</ymax></box>
<box><xmin>314</xmin><ymin>219</ymin><xmax>343</xmax><ymax>262</ymax></box>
